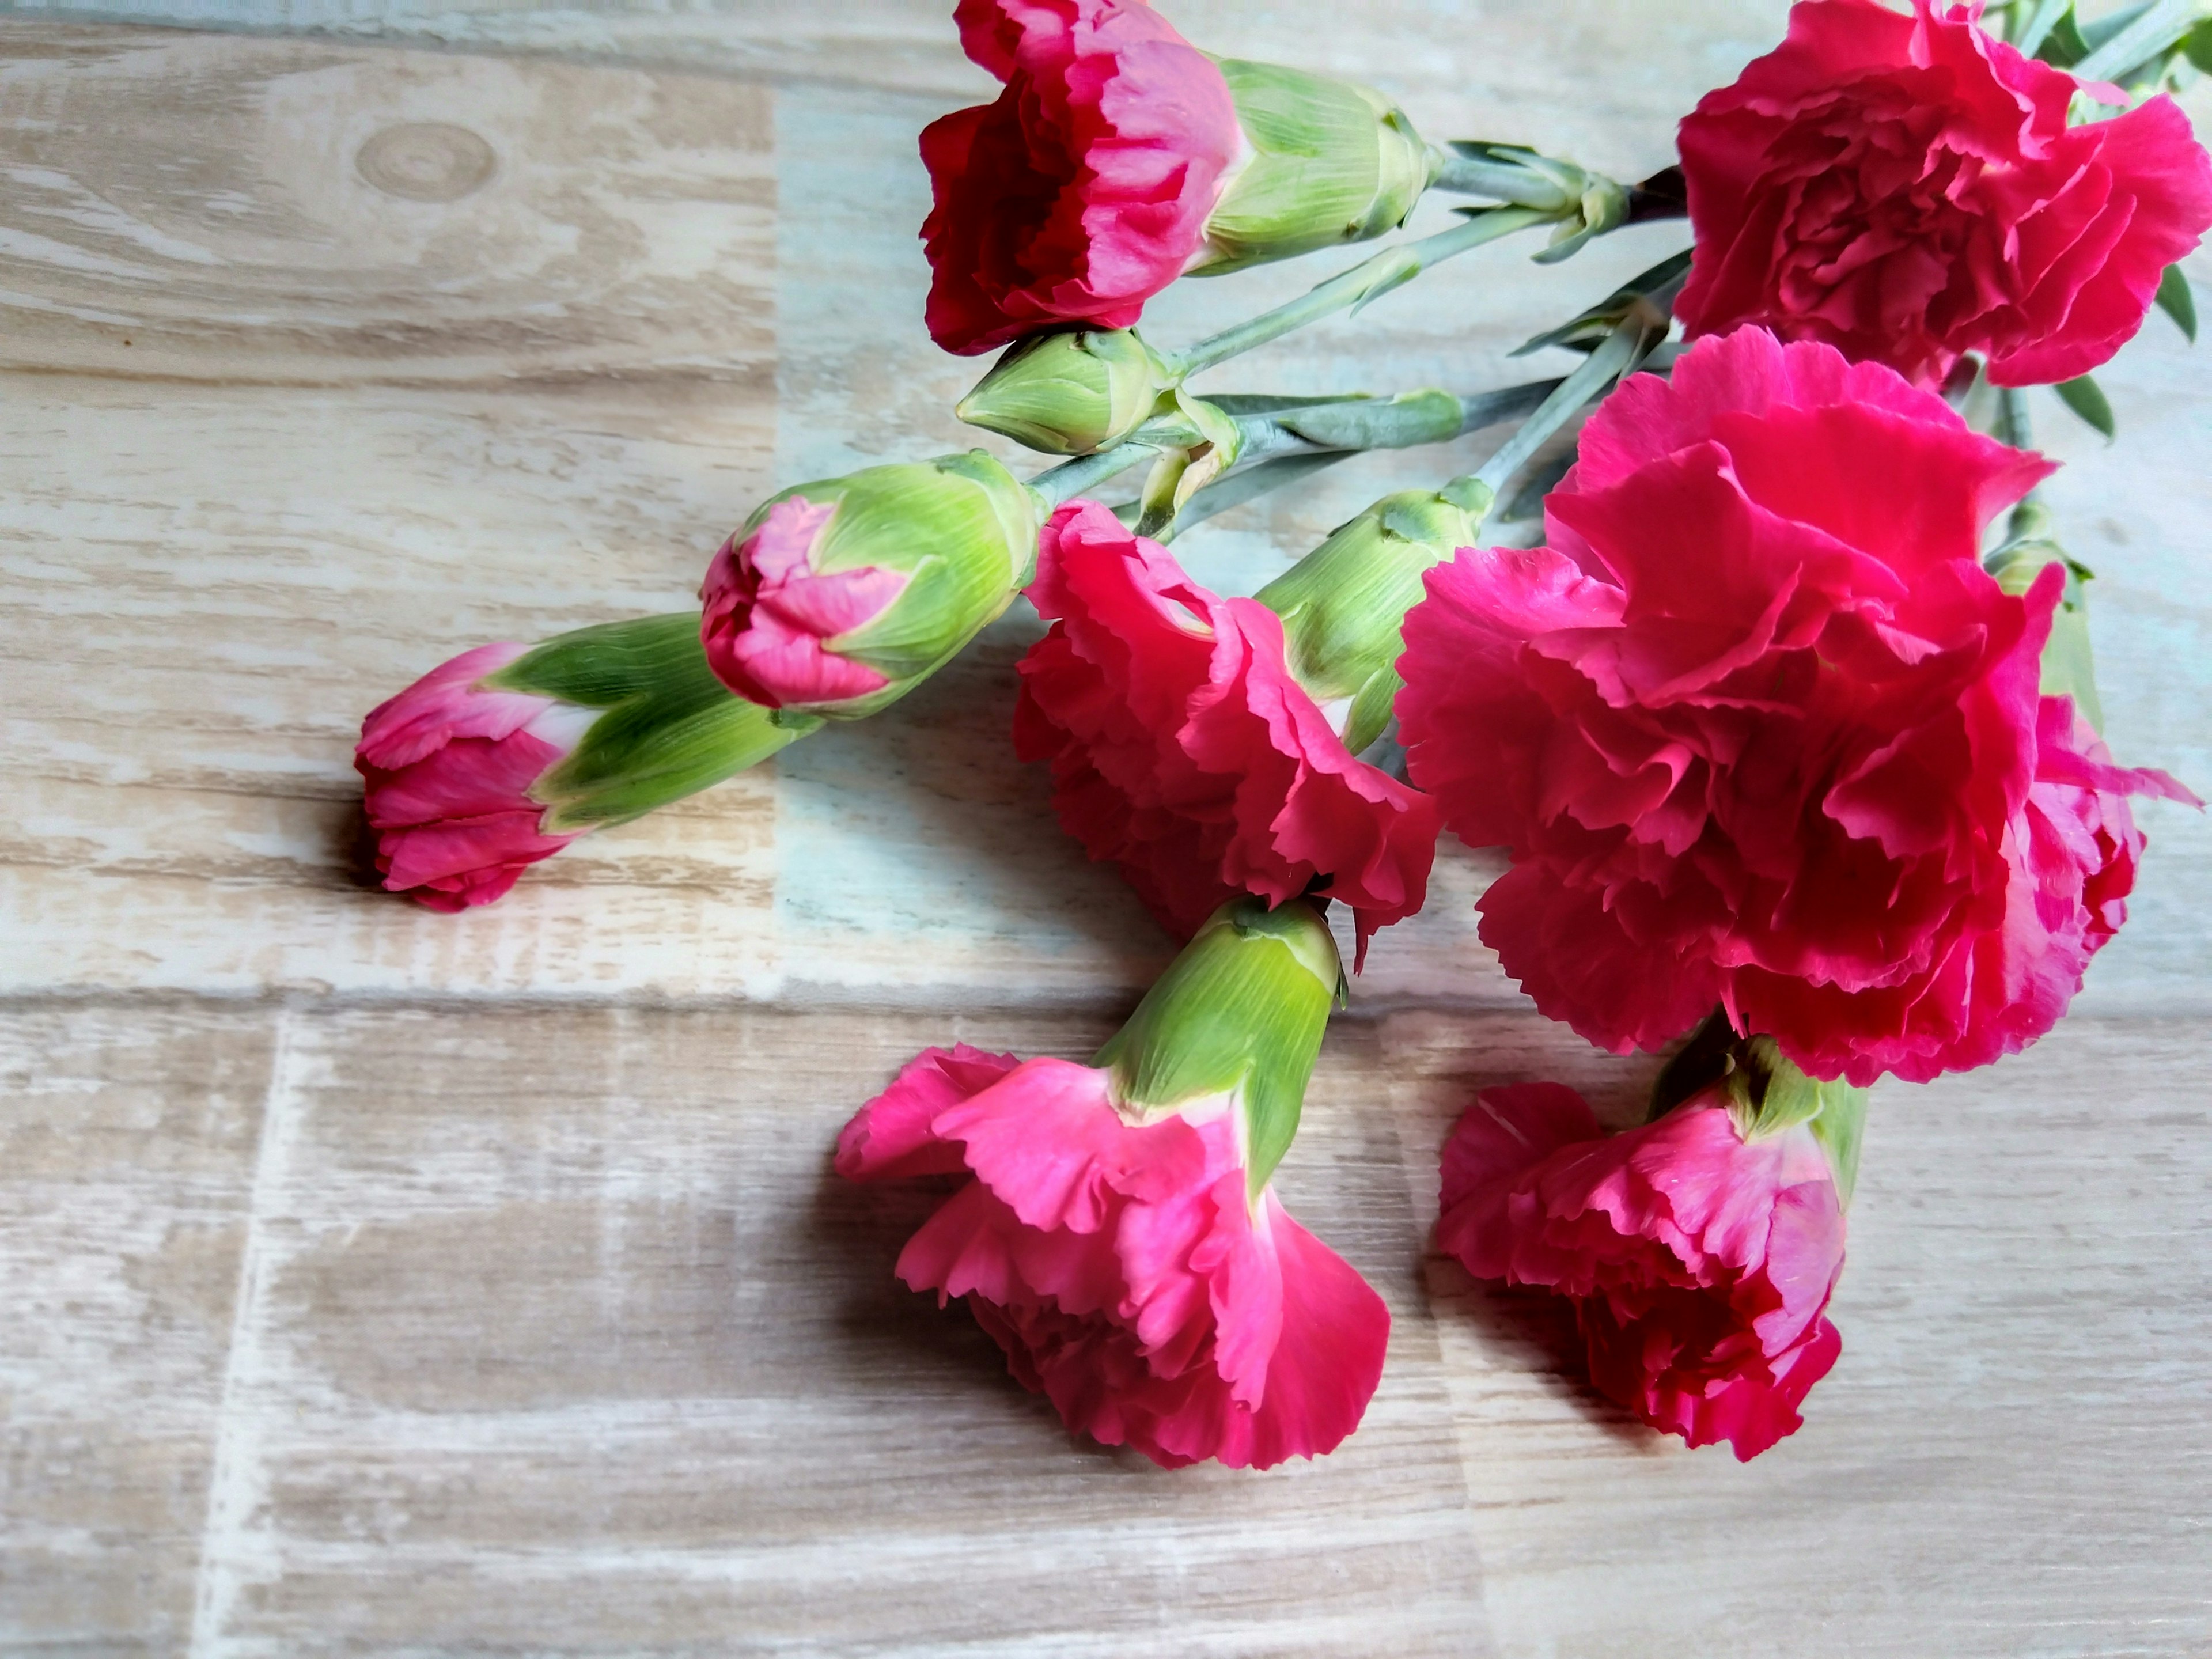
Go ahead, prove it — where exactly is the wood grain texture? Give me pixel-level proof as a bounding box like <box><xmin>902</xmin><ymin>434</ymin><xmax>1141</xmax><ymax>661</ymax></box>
<box><xmin>1</xmin><ymin>7</ymin><xmax>2209</xmax><ymax>1654</ymax></box>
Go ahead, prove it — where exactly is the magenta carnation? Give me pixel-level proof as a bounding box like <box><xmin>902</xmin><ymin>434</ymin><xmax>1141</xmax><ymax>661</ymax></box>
<box><xmin>1674</xmin><ymin>0</ymin><xmax>2212</xmax><ymax>387</ymax></box>
<box><xmin>1397</xmin><ymin>327</ymin><xmax>2195</xmax><ymax>1084</ymax></box>
<box><xmin>700</xmin><ymin>498</ymin><xmax>904</xmax><ymax>710</ymax></box>
<box><xmin>920</xmin><ymin>0</ymin><xmax>1241</xmax><ymax>354</ymax></box>
<box><xmin>838</xmin><ymin>1043</ymin><xmax>1390</xmax><ymax>1470</ymax></box>
<box><xmin>1438</xmin><ymin>1081</ymin><xmax>1845</xmax><ymax>1461</ymax></box>
<box><xmin>354</xmin><ymin>643</ymin><xmax>585</xmax><ymax>911</ymax></box>
<box><xmin>1014</xmin><ymin>501</ymin><xmax>1439</xmax><ymax>962</ymax></box>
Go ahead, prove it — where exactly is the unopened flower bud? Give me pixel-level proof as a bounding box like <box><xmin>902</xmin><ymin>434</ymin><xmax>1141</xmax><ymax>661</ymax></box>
<box><xmin>700</xmin><ymin>452</ymin><xmax>1043</xmax><ymax>720</ymax></box>
<box><xmin>1255</xmin><ymin>484</ymin><xmax>1486</xmax><ymax>754</ymax></box>
<box><xmin>956</xmin><ymin>328</ymin><xmax>1176</xmax><ymax>455</ymax></box>
<box><xmin>1193</xmin><ymin>60</ymin><xmax>1437</xmax><ymax>276</ymax></box>
<box><xmin>1092</xmin><ymin>895</ymin><xmax>1344</xmax><ymax>1190</ymax></box>
<box><xmin>357</xmin><ymin>616</ymin><xmax>816</xmax><ymax>910</ymax></box>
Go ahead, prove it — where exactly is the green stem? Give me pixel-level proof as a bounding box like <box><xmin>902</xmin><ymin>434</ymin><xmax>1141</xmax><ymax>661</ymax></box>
<box><xmin>1164</xmin><ymin>206</ymin><xmax>1554</xmax><ymax>379</ymax></box>
<box><xmin>1149</xmin><ymin>377</ymin><xmax>1565</xmax><ymax>542</ymax></box>
<box><xmin>1995</xmin><ymin>385</ymin><xmax>2034</xmax><ymax>452</ymax></box>
<box><xmin>1029</xmin><ymin>440</ymin><xmax>1159</xmax><ymax>508</ymax></box>
<box><xmin>1469</xmin><ymin>320</ymin><xmax>1646</xmax><ymax>499</ymax></box>
<box><xmin>2074</xmin><ymin>0</ymin><xmax>2205</xmax><ymax>82</ymax></box>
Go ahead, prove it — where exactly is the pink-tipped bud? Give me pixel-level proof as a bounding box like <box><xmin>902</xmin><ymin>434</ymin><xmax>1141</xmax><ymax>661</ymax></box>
<box><xmin>700</xmin><ymin>453</ymin><xmax>1041</xmax><ymax>721</ymax></box>
<box><xmin>354</xmin><ymin>643</ymin><xmax>585</xmax><ymax>911</ymax></box>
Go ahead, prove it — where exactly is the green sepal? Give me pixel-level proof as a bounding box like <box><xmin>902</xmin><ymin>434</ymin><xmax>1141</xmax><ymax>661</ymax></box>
<box><xmin>1256</xmin><ymin>486</ymin><xmax>1482</xmax><ymax>754</ymax></box>
<box><xmin>1650</xmin><ymin>1016</ymin><xmax>1867</xmax><ymax>1205</ymax></box>
<box><xmin>738</xmin><ymin>452</ymin><xmax>1040</xmax><ymax>719</ymax></box>
<box><xmin>956</xmin><ymin>328</ymin><xmax>1178</xmax><ymax>456</ymax></box>
<box><xmin>1193</xmin><ymin>59</ymin><xmax>1434</xmax><ymax>276</ymax></box>
<box><xmin>1986</xmin><ymin>499</ymin><xmax>2104</xmax><ymax>733</ymax></box>
<box><xmin>2156</xmin><ymin>263</ymin><xmax>2198</xmax><ymax>342</ymax></box>
<box><xmin>1516</xmin><ymin>248</ymin><xmax>1693</xmax><ymax>355</ymax></box>
<box><xmin>2054</xmin><ymin>374</ymin><xmax>2116</xmax><ymax>440</ymax></box>
<box><xmin>486</xmin><ymin>613</ymin><xmax>821</xmax><ymax>832</ymax></box>
<box><xmin>1091</xmin><ymin>897</ymin><xmax>1342</xmax><ymax>1198</ymax></box>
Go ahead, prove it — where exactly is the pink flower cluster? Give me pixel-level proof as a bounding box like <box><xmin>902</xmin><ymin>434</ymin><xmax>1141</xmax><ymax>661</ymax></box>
<box><xmin>838</xmin><ymin>1044</ymin><xmax>1388</xmax><ymax>1469</ymax></box>
<box><xmin>346</xmin><ymin>0</ymin><xmax>2209</xmax><ymax>1474</ymax></box>
<box><xmin>1014</xmin><ymin>501</ymin><xmax>1438</xmax><ymax>962</ymax></box>
<box><xmin>1397</xmin><ymin>327</ymin><xmax>2194</xmax><ymax>1086</ymax></box>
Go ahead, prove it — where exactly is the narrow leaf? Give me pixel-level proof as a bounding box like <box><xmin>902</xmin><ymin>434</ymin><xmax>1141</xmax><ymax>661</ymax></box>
<box><xmin>2157</xmin><ymin>263</ymin><xmax>2198</xmax><ymax>342</ymax></box>
<box><xmin>2054</xmin><ymin>374</ymin><xmax>2116</xmax><ymax>440</ymax></box>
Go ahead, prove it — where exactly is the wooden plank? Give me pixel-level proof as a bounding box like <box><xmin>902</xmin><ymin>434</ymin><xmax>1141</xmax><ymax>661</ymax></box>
<box><xmin>1384</xmin><ymin>1007</ymin><xmax>2212</xmax><ymax>1657</ymax></box>
<box><xmin>0</xmin><ymin>1002</ymin><xmax>277</xmax><ymax>1655</ymax></box>
<box><xmin>179</xmin><ymin>1002</ymin><xmax>1497</xmax><ymax>1656</ymax></box>
<box><xmin>0</xmin><ymin>28</ymin><xmax>776</xmax><ymax>384</ymax></box>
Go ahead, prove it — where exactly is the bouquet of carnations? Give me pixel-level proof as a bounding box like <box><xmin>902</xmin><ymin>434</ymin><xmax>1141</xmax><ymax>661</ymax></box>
<box><xmin>353</xmin><ymin>0</ymin><xmax>2211</xmax><ymax>1466</ymax></box>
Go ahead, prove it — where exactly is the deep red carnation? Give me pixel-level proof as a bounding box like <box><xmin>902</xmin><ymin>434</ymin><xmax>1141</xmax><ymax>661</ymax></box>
<box><xmin>921</xmin><ymin>0</ymin><xmax>1241</xmax><ymax>354</ymax></box>
<box><xmin>1397</xmin><ymin>327</ymin><xmax>2195</xmax><ymax>1085</ymax></box>
<box><xmin>1014</xmin><ymin>501</ymin><xmax>1439</xmax><ymax>963</ymax></box>
<box><xmin>1438</xmin><ymin>1081</ymin><xmax>1844</xmax><ymax>1461</ymax></box>
<box><xmin>1675</xmin><ymin>0</ymin><xmax>2212</xmax><ymax>387</ymax></box>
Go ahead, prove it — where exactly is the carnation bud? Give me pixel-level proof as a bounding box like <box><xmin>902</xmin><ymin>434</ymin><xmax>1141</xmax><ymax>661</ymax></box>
<box><xmin>1192</xmin><ymin>60</ymin><xmax>1437</xmax><ymax>276</ymax></box>
<box><xmin>1091</xmin><ymin>896</ymin><xmax>1344</xmax><ymax>1192</ymax></box>
<box><xmin>955</xmin><ymin>328</ymin><xmax>1176</xmax><ymax>456</ymax></box>
<box><xmin>1254</xmin><ymin>483</ymin><xmax>1486</xmax><ymax>753</ymax></box>
<box><xmin>700</xmin><ymin>452</ymin><xmax>1043</xmax><ymax>721</ymax></box>
<box><xmin>1986</xmin><ymin>498</ymin><xmax>2104</xmax><ymax>733</ymax></box>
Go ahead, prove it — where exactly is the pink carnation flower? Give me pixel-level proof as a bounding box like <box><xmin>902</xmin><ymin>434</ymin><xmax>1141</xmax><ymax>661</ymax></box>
<box><xmin>1438</xmin><ymin>1081</ymin><xmax>1844</xmax><ymax>1461</ymax></box>
<box><xmin>354</xmin><ymin>643</ymin><xmax>586</xmax><ymax>911</ymax></box>
<box><xmin>921</xmin><ymin>0</ymin><xmax>1241</xmax><ymax>354</ymax></box>
<box><xmin>1675</xmin><ymin>0</ymin><xmax>2212</xmax><ymax>387</ymax></box>
<box><xmin>1397</xmin><ymin>328</ymin><xmax>2196</xmax><ymax>1084</ymax></box>
<box><xmin>838</xmin><ymin>1043</ymin><xmax>1390</xmax><ymax>1470</ymax></box>
<box><xmin>1014</xmin><ymin>501</ymin><xmax>1440</xmax><ymax>964</ymax></box>
<box><xmin>700</xmin><ymin>498</ymin><xmax>906</xmax><ymax>710</ymax></box>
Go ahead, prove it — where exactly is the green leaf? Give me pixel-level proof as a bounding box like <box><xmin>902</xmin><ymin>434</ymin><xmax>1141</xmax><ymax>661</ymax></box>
<box><xmin>2054</xmin><ymin>374</ymin><xmax>2116</xmax><ymax>440</ymax></box>
<box><xmin>2186</xmin><ymin>17</ymin><xmax>2212</xmax><ymax>71</ymax></box>
<box><xmin>2157</xmin><ymin>263</ymin><xmax>2198</xmax><ymax>342</ymax></box>
<box><xmin>2038</xmin><ymin>6</ymin><xmax>2089</xmax><ymax>63</ymax></box>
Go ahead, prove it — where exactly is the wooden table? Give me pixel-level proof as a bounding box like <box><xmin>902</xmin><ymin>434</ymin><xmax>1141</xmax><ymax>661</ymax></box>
<box><xmin>3</xmin><ymin>5</ymin><xmax>2209</xmax><ymax>1652</ymax></box>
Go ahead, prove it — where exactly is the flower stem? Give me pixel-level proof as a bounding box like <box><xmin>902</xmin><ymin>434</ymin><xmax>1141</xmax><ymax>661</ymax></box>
<box><xmin>1163</xmin><ymin>206</ymin><xmax>1555</xmax><ymax>380</ymax></box>
<box><xmin>1028</xmin><ymin>440</ymin><xmax>1160</xmax><ymax>509</ymax></box>
<box><xmin>1467</xmin><ymin>319</ymin><xmax>1654</xmax><ymax>501</ymax></box>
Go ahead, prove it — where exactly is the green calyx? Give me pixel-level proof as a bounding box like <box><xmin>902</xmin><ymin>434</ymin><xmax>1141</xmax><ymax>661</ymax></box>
<box><xmin>1433</xmin><ymin>142</ymin><xmax>1628</xmax><ymax>264</ymax></box>
<box><xmin>1091</xmin><ymin>896</ymin><xmax>1346</xmax><ymax>1197</ymax></box>
<box><xmin>956</xmin><ymin>328</ymin><xmax>1178</xmax><ymax>456</ymax></box>
<box><xmin>743</xmin><ymin>452</ymin><xmax>1043</xmax><ymax>721</ymax></box>
<box><xmin>1986</xmin><ymin>498</ymin><xmax>2103</xmax><ymax>734</ymax></box>
<box><xmin>1193</xmin><ymin>59</ymin><xmax>1435</xmax><ymax>276</ymax></box>
<box><xmin>1255</xmin><ymin>486</ymin><xmax>1485</xmax><ymax>754</ymax></box>
<box><xmin>1649</xmin><ymin>1013</ymin><xmax>1868</xmax><ymax>1205</ymax></box>
<box><xmin>485</xmin><ymin>612</ymin><xmax>821</xmax><ymax>833</ymax></box>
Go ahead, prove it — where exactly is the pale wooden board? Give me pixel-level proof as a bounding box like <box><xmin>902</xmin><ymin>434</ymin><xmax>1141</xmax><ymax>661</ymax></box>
<box><xmin>1</xmin><ymin>8</ymin><xmax>2209</xmax><ymax>1655</ymax></box>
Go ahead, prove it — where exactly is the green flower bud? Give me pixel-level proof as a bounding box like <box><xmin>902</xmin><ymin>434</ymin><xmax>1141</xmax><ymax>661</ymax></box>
<box><xmin>1255</xmin><ymin>484</ymin><xmax>1486</xmax><ymax>755</ymax></box>
<box><xmin>1986</xmin><ymin>498</ymin><xmax>2103</xmax><ymax>733</ymax></box>
<box><xmin>955</xmin><ymin>328</ymin><xmax>1177</xmax><ymax>456</ymax></box>
<box><xmin>486</xmin><ymin>613</ymin><xmax>821</xmax><ymax>833</ymax></box>
<box><xmin>703</xmin><ymin>452</ymin><xmax>1044</xmax><ymax>722</ymax></box>
<box><xmin>1192</xmin><ymin>60</ymin><xmax>1437</xmax><ymax>276</ymax></box>
<box><xmin>1092</xmin><ymin>896</ymin><xmax>1344</xmax><ymax>1193</ymax></box>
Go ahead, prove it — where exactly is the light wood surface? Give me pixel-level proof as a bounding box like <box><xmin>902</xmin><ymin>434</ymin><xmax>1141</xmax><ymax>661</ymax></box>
<box><xmin>2</xmin><ymin>7</ymin><xmax>2209</xmax><ymax>1654</ymax></box>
